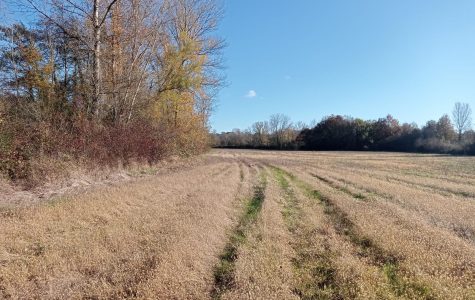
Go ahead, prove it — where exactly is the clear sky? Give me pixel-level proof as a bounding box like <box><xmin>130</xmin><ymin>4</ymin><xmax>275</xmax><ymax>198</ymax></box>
<box><xmin>211</xmin><ymin>0</ymin><xmax>475</xmax><ymax>132</ymax></box>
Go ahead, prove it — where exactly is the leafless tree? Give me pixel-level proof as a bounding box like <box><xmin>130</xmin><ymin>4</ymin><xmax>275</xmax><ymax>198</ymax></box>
<box><xmin>24</xmin><ymin>0</ymin><xmax>119</xmax><ymax>117</ymax></box>
<box><xmin>102</xmin><ymin>0</ymin><xmax>165</xmax><ymax>123</ymax></box>
<box><xmin>452</xmin><ymin>102</ymin><xmax>472</xmax><ymax>142</ymax></box>
<box><xmin>250</xmin><ymin>121</ymin><xmax>269</xmax><ymax>147</ymax></box>
<box><xmin>269</xmin><ymin>113</ymin><xmax>292</xmax><ymax>149</ymax></box>
<box><xmin>294</xmin><ymin>121</ymin><xmax>309</xmax><ymax>131</ymax></box>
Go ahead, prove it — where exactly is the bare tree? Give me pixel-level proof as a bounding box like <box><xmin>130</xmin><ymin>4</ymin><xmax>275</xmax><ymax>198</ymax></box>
<box><xmin>101</xmin><ymin>0</ymin><xmax>165</xmax><ymax>124</ymax></box>
<box><xmin>24</xmin><ymin>0</ymin><xmax>118</xmax><ymax>117</ymax></box>
<box><xmin>294</xmin><ymin>121</ymin><xmax>309</xmax><ymax>131</ymax></box>
<box><xmin>250</xmin><ymin>121</ymin><xmax>269</xmax><ymax>147</ymax></box>
<box><xmin>452</xmin><ymin>102</ymin><xmax>472</xmax><ymax>142</ymax></box>
<box><xmin>269</xmin><ymin>113</ymin><xmax>292</xmax><ymax>149</ymax></box>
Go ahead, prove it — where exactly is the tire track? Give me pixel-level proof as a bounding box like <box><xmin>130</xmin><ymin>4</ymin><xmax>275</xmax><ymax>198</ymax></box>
<box><xmin>271</xmin><ymin>166</ymin><xmax>436</xmax><ymax>300</ymax></box>
<box><xmin>270</xmin><ymin>166</ymin><xmax>345</xmax><ymax>300</ymax></box>
<box><xmin>309</xmin><ymin>162</ymin><xmax>475</xmax><ymax>200</ymax></box>
<box><xmin>211</xmin><ymin>171</ymin><xmax>267</xmax><ymax>299</ymax></box>
<box><xmin>308</xmin><ymin>168</ymin><xmax>475</xmax><ymax>244</ymax></box>
<box><xmin>309</xmin><ymin>173</ymin><xmax>368</xmax><ymax>201</ymax></box>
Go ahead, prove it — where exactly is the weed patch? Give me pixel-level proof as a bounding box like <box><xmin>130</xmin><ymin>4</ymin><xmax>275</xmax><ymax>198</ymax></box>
<box><xmin>383</xmin><ymin>263</ymin><xmax>435</xmax><ymax>299</ymax></box>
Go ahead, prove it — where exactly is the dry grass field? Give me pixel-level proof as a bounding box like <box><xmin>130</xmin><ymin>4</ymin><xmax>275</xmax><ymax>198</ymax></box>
<box><xmin>1</xmin><ymin>149</ymin><xmax>475</xmax><ymax>299</ymax></box>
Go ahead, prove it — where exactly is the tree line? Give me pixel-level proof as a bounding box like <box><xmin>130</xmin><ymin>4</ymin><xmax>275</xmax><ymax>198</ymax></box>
<box><xmin>0</xmin><ymin>0</ymin><xmax>224</xmax><ymax>183</ymax></box>
<box><xmin>214</xmin><ymin>103</ymin><xmax>475</xmax><ymax>154</ymax></box>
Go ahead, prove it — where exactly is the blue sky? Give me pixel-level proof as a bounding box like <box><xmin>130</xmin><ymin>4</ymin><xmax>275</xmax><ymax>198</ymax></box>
<box><xmin>2</xmin><ymin>1</ymin><xmax>474</xmax><ymax>132</ymax></box>
<box><xmin>211</xmin><ymin>0</ymin><xmax>475</xmax><ymax>132</ymax></box>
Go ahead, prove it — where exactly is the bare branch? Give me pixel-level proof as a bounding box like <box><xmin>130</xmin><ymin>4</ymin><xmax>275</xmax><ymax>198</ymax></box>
<box><xmin>24</xmin><ymin>0</ymin><xmax>91</xmax><ymax>49</ymax></box>
<box><xmin>99</xmin><ymin>0</ymin><xmax>119</xmax><ymax>28</ymax></box>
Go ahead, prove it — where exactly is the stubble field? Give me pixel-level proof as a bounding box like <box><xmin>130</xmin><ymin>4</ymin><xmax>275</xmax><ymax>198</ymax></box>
<box><xmin>1</xmin><ymin>149</ymin><xmax>474</xmax><ymax>299</ymax></box>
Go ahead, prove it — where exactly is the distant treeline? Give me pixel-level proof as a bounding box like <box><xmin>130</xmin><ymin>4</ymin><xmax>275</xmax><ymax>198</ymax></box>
<box><xmin>213</xmin><ymin>103</ymin><xmax>475</xmax><ymax>154</ymax></box>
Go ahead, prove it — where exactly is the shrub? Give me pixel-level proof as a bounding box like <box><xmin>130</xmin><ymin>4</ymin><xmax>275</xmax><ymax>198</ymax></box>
<box><xmin>415</xmin><ymin>138</ymin><xmax>463</xmax><ymax>154</ymax></box>
<box><xmin>0</xmin><ymin>111</ymin><xmax>196</xmax><ymax>185</ymax></box>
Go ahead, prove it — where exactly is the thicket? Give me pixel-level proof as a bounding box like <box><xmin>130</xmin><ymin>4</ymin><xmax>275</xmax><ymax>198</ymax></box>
<box><xmin>0</xmin><ymin>0</ymin><xmax>223</xmax><ymax>185</ymax></box>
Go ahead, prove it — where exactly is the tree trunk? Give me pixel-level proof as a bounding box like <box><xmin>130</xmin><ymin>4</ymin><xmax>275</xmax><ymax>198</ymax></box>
<box><xmin>91</xmin><ymin>0</ymin><xmax>102</xmax><ymax>117</ymax></box>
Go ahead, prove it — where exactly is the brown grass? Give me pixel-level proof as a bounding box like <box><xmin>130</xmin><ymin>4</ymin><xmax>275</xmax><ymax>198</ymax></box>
<box><xmin>1</xmin><ymin>149</ymin><xmax>475</xmax><ymax>299</ymax></box>
<box><xmin>0</xmin><ymin>158</ymin><xmax>245</xmax><ymax>298</ymax></box>
<box><xmin>220</xmin><ymin>170</ymin><xmax>298</xmax><ymax>300</ymax></box>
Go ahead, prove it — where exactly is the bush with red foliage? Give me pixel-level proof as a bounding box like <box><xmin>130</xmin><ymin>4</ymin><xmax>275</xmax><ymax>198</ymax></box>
<box><xmin>0</xmin><ymin>114</ymin><xmax>174</xmax><ymax>185</ymax></box>
<box><xmin>64</xmin><ymin>119</ymin><xmax>170</xmax><ymax>165</ymax></box>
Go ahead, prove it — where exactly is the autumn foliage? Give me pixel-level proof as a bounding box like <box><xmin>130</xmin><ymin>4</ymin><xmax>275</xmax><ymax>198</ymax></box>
<box><xmin>0</xmin><ymin>0</ymin><xmax>223</xmax><ymax>185</ymax></box>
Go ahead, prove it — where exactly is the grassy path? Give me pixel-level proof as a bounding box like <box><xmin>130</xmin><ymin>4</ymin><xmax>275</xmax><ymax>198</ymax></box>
<box><xmin>212</xmin><ymin>171</ymin><xmax>267</xmax><ymax>298</ymax></box>
<box><xmin>270</xmin><ymin>166</ymin><xmax>344</xmax><ymax>299</ymax></box>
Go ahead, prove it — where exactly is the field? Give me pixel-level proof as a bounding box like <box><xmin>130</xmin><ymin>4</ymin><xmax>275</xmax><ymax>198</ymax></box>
<box><xmin>1</xmin><ymin>149</ymin><xmax>475</xmax><ymax>299</ymax></box>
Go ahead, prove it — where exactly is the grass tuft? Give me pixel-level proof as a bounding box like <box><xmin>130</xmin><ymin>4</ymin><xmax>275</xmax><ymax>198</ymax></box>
<box><xmin>383</xmin><ymin>263</ymin><xmax>435</xmax><ymax>299</ymax></box>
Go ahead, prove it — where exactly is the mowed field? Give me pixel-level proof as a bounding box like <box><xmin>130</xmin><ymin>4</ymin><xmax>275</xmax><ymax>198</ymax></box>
<box><xmin>1</xmin><ymin>150</ymin><xmax>475</xmax><ymax>299</ymax></box>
